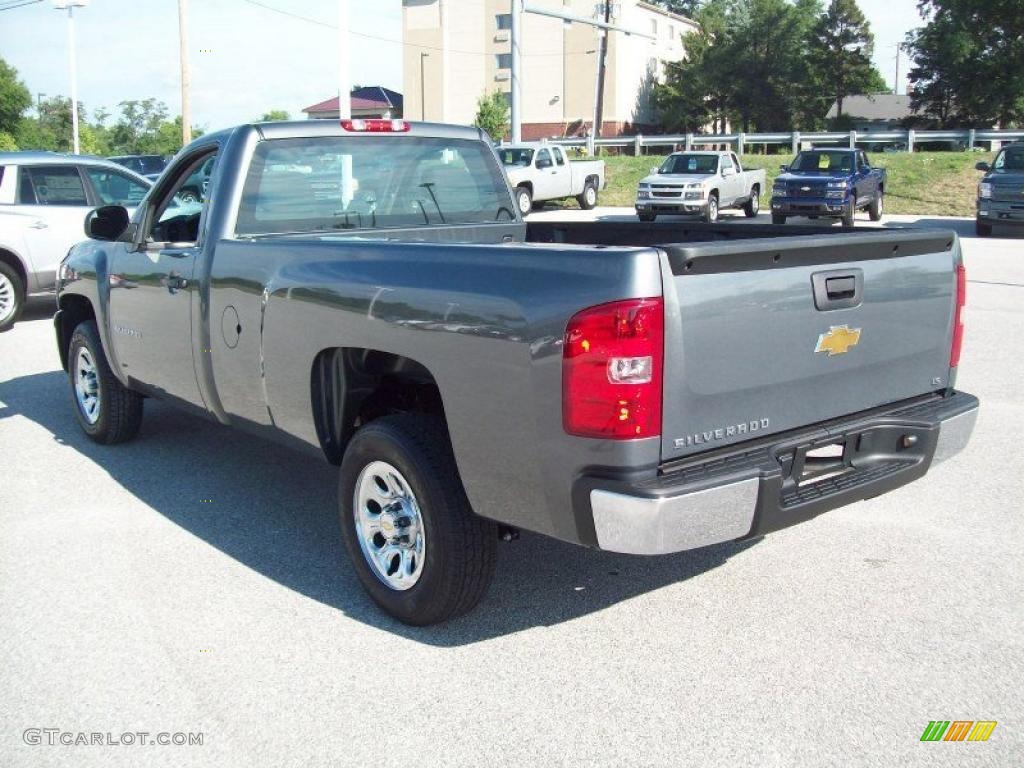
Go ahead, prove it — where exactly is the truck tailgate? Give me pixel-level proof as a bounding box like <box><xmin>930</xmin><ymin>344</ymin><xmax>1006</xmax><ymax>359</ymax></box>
<box><xmin>660</xmin><ymin>231</ymin><xmax>959</xmax><ymax>460</ymax></box>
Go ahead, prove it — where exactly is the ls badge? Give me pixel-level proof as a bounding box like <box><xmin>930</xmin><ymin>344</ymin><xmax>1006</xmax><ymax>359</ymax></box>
<box><xmin>815</xmin><ymin>325</ymin><xmax>861</xmax><ymax>356</ymax></box>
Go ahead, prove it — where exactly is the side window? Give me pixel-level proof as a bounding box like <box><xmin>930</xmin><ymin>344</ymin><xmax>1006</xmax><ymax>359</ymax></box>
<box><xmin>146</xmin><ymin>149</ymin><xmax>219</xmax><ymax>245</ymax></box>
<box><xmin>537</xmin><ymin>148</ymin><xmax>552</xmax><ymax>167</ymax></box>
<box><xmin>19</xmin><ymin>165</ymin><xmax>88</xmax><ymax>206</ymax></box>
<box><xmin>721</xmin><ymin>155</ymin><xmax>734</xmax><ymax>173</ymax></box>
<box><xmin>85</xmin><ymin>167</ymin><xmax>149</xmax><ymax>207</ymax></box>
<box><xmin>554</xmin><ymin>148</ymin><xmax>566</xmax><ymax>166</ymax></box>
<box><xmin>730</xmin><ymin>153</ymin><xmax>741</xmax><ymax>171</ymax></box>
<box><xmin>859</xmin><ymin>151</ymin><xmax>871</xmax><ymax>169</ymax></box>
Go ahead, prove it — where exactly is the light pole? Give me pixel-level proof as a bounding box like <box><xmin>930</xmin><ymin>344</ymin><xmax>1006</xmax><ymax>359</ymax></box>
<box><xmin>52</xmin><ymin>0</ymin><xmax>87</xmax><ymax>155</ymax></box>
<box><xmin>420</xmin><ymin>52</ymin><xmax>429</xmax><ymax>120</ymax></box>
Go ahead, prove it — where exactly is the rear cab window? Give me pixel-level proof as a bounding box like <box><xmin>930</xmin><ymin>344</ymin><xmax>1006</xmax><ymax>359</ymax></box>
<box><xmin>235</xmin><ymin>135</ymin><xmax>514</xmax><ymax>235</ymax></box>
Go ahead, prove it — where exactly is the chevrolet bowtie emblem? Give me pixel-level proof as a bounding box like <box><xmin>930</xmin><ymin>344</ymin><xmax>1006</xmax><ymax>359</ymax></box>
<box><xmin>815</xmin><ymin>325</ymin><xmax>862</xmax><ymax>356</ymax></box>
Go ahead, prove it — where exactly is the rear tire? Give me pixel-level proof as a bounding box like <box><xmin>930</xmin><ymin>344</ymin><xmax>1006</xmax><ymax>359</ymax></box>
<box><xmin>68</xmin><ymin>320</ymin><xmax>144</xmax><ymax>444</ymax></box>
<box><xmin>339</xmin><ymin>414</ymin><xmax>498</xmax><ymax>625</ymax></box>
<box><xmin>868</xmin><ymin>190</ymin><xmax>883</xmax><ymax>221</ymax></box>
<box><xmin>975</xmin><ymin>220</ymin><xmax>992</xmax><ymax>237</ymax></box>
<box><xmin>515</xmin><ymin>186</ymin><xmax>532</xmax><ymax>217</ymax></box>
<box><xmin>0</xmin><ymin>260</ymin><xmax>25</xmax><ymax>333</ymax></box>
<box><xmin>743</xmin><ymin>186</ymin><xmax>760</xmax><ymax>218</ymax></box>
<box><xmin>842</xmin><ymin>196</ymin><xmax>856</xmax><ymax>227</ymax></box>
<box><xmin>577</xmin><ymin>180</ymin><xmax>598</xmax><ymax>210</ymax></box>
<box><xmin>772</xmin><ymin>214</ymin><xmax>787</xmax><ymax>225</ymax></box>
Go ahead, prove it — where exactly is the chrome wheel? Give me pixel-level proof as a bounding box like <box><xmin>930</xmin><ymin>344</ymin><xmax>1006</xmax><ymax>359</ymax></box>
<box><xmin>750</xmin><ymin>192</ymin><xmax>759</xmax><ymax>214</ymax></box>
<box><xmin>353</xmin><ymin>461</ymin><xmax>425</xmax><ymax>591</ymax></box>
<box><xmin>74</xmin><ymin>346</ymin><xmax>101</xmax><ymax>424</ymax></box>
<box><xmin>585</xmin><ymin>185</ymin><xmax>597</xmax><ymax>206</ymax></box>
<box><xmin>707</xmin><ymin>196</ymin><xmax>718</xmax><ymax>221</ymax></box>
<box><xmin>0</xmin><ymin>272</ymin><xmax>14</xmax><ymax>325</ymax></box>
<box><xmin>517</xmin><ymin>190</ymin><xmax>531</xmax><ymax>216</ymax></box>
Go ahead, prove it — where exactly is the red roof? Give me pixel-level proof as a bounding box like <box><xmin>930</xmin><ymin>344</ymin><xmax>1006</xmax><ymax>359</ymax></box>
<box><xmin>303</xmin><ymin>87</ymin><xmax>403</xmax><ymax>114</ymax></box>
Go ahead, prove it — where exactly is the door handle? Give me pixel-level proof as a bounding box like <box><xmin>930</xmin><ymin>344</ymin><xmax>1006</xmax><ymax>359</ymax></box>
<box><xmin>812</xmin><ymin>268</ymin><xmax>863</xmax><ymax>310</ymax></box>
<box><xmin>29</xmin><ymin>219</ymin><xmax>48</xmax><ymax>229</ymax></box>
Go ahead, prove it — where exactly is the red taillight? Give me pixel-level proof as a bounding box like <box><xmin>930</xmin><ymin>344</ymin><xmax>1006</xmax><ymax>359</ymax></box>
<box><xmin>340</xmin><ymin>118</ymin><xmax>410</xmax><ymax>132</ymax></box>
<box><xmin>563</xmin><ymin>298</ymin><xmax>664</xmax><ymax>439</ymax></box>
<box><xmin>950</xmin><ymin>263</ymin><xmax>966</xmax><ymax>367</ymax></box>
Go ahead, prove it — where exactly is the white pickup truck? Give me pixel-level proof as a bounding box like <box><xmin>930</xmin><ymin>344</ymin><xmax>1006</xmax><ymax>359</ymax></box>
<box><xmin>635</xmin><ymin>151</ymin><xmax>766</xmax><ymax>223</ymax></box>
<box><xmin>498</xmin><ymin>144</ymin><xmax>604</xmax><ymax>216</ymax></box>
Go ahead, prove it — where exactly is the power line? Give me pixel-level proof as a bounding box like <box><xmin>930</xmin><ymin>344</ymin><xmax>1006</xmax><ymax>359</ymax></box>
<box><xmin>237</xmin><ymin>0</ymin><xmax>594</xmax><ymax>58</ymax></box>
<box><xmin>0</xmin><ymin>0</ymin><xmax>43</xmax><ymax>12</ymax></box>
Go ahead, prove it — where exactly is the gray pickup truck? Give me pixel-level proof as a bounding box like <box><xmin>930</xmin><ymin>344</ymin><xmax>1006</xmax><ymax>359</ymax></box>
<box><xmin>55</xmin><ymin>118</ymin><xmax>978</xmax><ymax>625</ymax></box>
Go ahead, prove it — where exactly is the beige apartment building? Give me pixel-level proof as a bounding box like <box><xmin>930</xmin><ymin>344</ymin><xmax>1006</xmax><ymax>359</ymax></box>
<box><xmin>402</xmin><ymin>0</ymin><xmax>696</xmax><ymax>139</ymax></box>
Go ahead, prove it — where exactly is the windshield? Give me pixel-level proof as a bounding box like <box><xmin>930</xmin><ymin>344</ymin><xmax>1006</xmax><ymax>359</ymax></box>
<box><xmin>237</xmin><ymin>136</ymin><xmax>515</xmax><ymax>235</ymax></box>
<box><xmin>993</xmin><ymin>147</ymin><xmax>1024</xmax><ymax>172</ymax></box>
<box><xmin>498</xmin><ymin>148</ymin><xmax>534</xmax><ymax>167</ymax></box>
<box><xmin>790</xmin><ymin>150</ymin><xmax>855</xmax><ymax>173</ymax></box>
<box><xmin>660</xmin><ymin>154</ymin><xmax>718</xmax><ymax>174</ymax></box>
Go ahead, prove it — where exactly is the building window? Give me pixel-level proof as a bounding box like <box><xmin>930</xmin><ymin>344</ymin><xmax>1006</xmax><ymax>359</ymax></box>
<box><xmin>650</xmin><ymin>18</ymin><xmax>657</xmax><ymax>36</ymax></box>
<box><xmin>496</xmin><ymin>13</ymin><xmax>512</xmax><ymax>30</ymax></box>
<box><xmin>668</xmin><ymin>24</ymin><xmax>674</xmax><ymax>41</ymax></box>
<box><xmin>496</xmin><ymin>52</ymin><xmax>512</xmax><ymax>69</ymax></box>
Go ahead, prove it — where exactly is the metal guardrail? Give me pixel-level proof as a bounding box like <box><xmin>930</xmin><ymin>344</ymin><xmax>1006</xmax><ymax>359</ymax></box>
<box><xmin>547</xmin><ymin>128</ymin><xmax>1024</xmax><ymax>153</ymax></box>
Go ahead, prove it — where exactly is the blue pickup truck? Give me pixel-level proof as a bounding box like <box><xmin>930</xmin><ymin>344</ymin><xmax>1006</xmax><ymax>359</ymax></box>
<box><xmin>771</xmin><ymin>148</ymin><xmax>885</xmax><ymax>227</ymax></box>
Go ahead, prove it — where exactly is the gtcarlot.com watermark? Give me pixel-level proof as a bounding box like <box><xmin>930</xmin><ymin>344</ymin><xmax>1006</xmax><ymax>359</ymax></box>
<box><xmin>23</xmin><ymin>728</ymin><xmax>203</xmax><ymax>747</ymax></box>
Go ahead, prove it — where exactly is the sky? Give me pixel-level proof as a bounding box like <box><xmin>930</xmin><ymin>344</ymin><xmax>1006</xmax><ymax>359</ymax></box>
<box><xmin>0</xmin><ymin>0</ymin><xmax>924</xmax><ymax>132</ymax></box>
<box><xmin>0</xmin><ymin>0</ymin><xmax>404</xmax><ymax>132</ymax></box>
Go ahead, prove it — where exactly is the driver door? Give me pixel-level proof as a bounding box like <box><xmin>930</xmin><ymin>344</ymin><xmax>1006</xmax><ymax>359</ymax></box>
<box><xmin>106</xmin><ymin>147</ymin><xmax>218</xmax><ymax>407</ymax></box>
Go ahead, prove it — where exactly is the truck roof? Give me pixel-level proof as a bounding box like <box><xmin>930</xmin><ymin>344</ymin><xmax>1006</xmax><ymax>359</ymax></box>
<box><xmin>668</xmin><ymin>150</ymin><xmax>731</xmax><ymax>156</ymax></box>
<box><xmin>251</xmin><ymin>119</ymin><xmax>486</xmax><ymax>143</ymax></box>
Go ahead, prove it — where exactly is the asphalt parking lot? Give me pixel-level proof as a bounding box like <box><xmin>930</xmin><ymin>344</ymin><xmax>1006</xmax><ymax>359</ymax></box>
<box><xmin>1</xmin><ymin>213</ymin><xmax>1021</xmax><ymax>767</ymax></box>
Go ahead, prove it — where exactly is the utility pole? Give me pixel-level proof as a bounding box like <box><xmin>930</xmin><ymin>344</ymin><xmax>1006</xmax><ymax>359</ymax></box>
<box><xmin>178</xmin><ymin>0</ymin><xmax>192</xmax><ymax>145</ymax></box>
<box><xmin>893</xmin><ymin>42</ymin><xmax>901</xmax><ymax>95</ymax></box>
<box><xmin>592</xmin><ymin>1</ymin><xmax>611</xmax><ymax>153</ymax></box>
<box><xmin>53</xmin><ymin>1</ymin><xmax>86</xmax><ymax>154</ymax></box>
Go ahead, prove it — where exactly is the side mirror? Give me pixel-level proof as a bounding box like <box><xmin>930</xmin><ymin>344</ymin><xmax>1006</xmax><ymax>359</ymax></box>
<box><xmin>722</xmin><ymin>167</ymin><xmax>736</xmax><ymax>177</ymax></box>
<box><xmin>85</xmin><ymin>205</ymin><xmax>130</xmax><ymax>241</ymax></box>
<box><xmin>975</xmin><ymin>161</ymin><xmax>991</xmax><ymax>172</ymax></box>
<box><xmin>537</xmin><ymin>157</ymin><xmax>552</xmax><ymax>169</ymax></box>
<box><xmin>779</xmin><ymin>165</ymin><xmax>788</xmax><ymax>172</ymax></box>
<box><xmin>650</xmin><ymin>167</ymin><xmax>660</xmax><ymax>175</ymax></box>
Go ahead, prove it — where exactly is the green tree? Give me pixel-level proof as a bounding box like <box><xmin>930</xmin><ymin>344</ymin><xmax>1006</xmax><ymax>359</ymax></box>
<box><xmin>905</xmin><ymin>0</ymin><xmax>1024</xmax><ymax>127</ymax></box>
<box><xmin>654</xmin><ymin>0</ymin><xmax>825</xmax><ymax>133</ymax></box>
<box><xmin>648</xmin><ymin>0</ymin><xmax>704</xmax><ymax>17</ymax></box>
<box><xmin>0</xmin><ymin>56</ymin><xmax>31</xmax><ymax>136</ymax></box>
<box><xmin>14</xmin><ymin>96</ymin><xmax>99</xmax><ymax>153</ymax></box>
<box><xmin>806</xmin><ymin>0</ymin><xmax>887</xmax><ymax>119</ymax></box>
<box><xmin>109</xmin><ymin>98</ymin><xmax>170</xmax><ymax>154</ymax></box>
<box><xmin>472</xmin><ymin>91</ymin><xmax>509</xmax><ymax>142</ymax></box>
<box><xmin>259</xmin><ymin>109</ymin><xmax>290</xmax><ymax>121</ymax></box>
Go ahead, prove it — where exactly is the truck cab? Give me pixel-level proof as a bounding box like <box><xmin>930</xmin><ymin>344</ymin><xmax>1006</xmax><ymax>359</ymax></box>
<box><xmin>771</xmin><ymin>148</ymin><xmax>885</xmax><ymax>227</ymax></box>
<box><xmin>498</xmin><ymin>143</ymin><xmax>603</xmax><ymax>214</ymax></box>
<box><xmin>974</xmin><ymin>142</ymin><xmax>1024</xmax><ymax>237</ymax></box>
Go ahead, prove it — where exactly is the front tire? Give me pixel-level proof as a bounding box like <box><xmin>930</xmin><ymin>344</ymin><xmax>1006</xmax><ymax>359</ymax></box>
<box><xmin>868</xmin><ymin>189</ymin><xmax>883</xmax><ymax>221</ymax></box>
<box><xmin>339</xmin><ymin>414</ymin><xmax>498</xmax><ymax>625</ymax></box>
<box><xmin>842</xmin><ymin>195</ymin><xmax>856</xmax><ymax>227</ymax></box>
<box><xmin>702</xmin><ymin>193</ymin><xmax>719</xmax><ymax>223</ymax></box>
<box><xmin>515</xmin><ymin>185</ymin><xmax>532</xmax><ymax>217</ymax></box>
<box><xmin>0</xmin><ymin>260</ymin><xmax>25</xmax><ymax>333</ymax></box>
<box><xmin>68</xmin><ymin>320</ymin><xmax>144</xmax><ymax>443</ymax></box>
<box><xmin>743</xmin><ymin>186</ymin><xmax>760</xmax><ymax>218</ymax></box>
<box><xmin>975</xmin><ymin>219</ymin><xmax>992</xmax><ymax>237</ymax></box>
<box><xmin>577</xmin><ymin>181</ymin><xmax>598</xmax><ymax>210</ymax></box>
